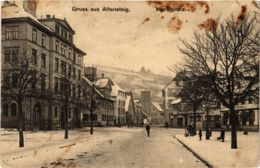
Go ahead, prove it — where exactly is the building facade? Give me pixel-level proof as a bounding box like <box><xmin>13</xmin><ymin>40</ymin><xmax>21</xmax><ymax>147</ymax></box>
<box><xmin>1</xmin><ymin>1</ymin><xmax>86</xmax><ymax>130</ymax></box>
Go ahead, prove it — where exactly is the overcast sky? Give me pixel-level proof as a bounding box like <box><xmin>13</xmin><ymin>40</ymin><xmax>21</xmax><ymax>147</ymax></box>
<box><xmin>35</xmin><ymin>0</ymin><xmax>256</xmax><ymax>76</ymax></box>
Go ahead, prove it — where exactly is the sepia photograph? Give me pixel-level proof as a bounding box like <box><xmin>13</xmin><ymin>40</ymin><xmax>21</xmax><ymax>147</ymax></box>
<box><xmin>0</xmin><ymin>0</ymin><xmax>259</xmax><ymax>167</ymax></box>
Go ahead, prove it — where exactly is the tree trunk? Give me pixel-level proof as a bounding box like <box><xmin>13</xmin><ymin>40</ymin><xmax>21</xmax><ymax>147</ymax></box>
<box><xmin>90</xmin><ymin>109</ymin><xmax>93</xmax><ymax>135</ymax></box>
<box><xmin>18</xmin><ymin>100</ymin><xmax>24</xmax><ymax>147</ymax></box>
<box><xmin>193</xmin><ymin>104</ymin><xmax>197</xmax><ymax>135</ymax></box>
<box><xmin>206</xmin><ymin>107</ymin><xmax>210</xmax><ymax>140</ymax></box>
<box><xmin>64</xmin><ymin>98</ymin><xmax>68</xmax><ymax>139</ymax></box>
<box><xmin>230</xmin><ymin>105</ymin><xmax>237</xmax><ymax>149</ymax></box>
<box><xmin>47</xmin><ymin>98</ymin><xmax>52</xmax><ymax>130</ymax></box>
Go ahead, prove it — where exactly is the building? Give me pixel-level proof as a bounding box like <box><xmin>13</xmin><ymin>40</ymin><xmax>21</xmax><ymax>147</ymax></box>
<box><xmin>111</xmin><ymin>81</ymin><xmax>127</xmax><ymax>126</ymax></box>
<box><xmin>125</xmin><ymin>92</ymin><xmax>136</xmax><ymax>127</ymax></box>
<box><xmin>134</xmin><ymin>100</ymin><xmax>149</xmax><ymax>126</ymax></box>
<box><xmin>220</xmin><ymin>97</ymin><xmax>259</xmax><ymax>131</ymax></box>
<box><xmin>151</xmin><ymin>102</ymin><xmax>165</xmax><ymax>125</ymax></box>
<box><xmin>1</xmin><ymin>1</ymin><xmax>86</xmax><ymax>130</ymax></box>
<box><xmin>81</xmin><ymin>77</ymin><xmax>115</xmax><ymax>127</ymax></box>
<box><xmin>162</xmin><ymin>80</ymin><xmax>182</xmax><ymax>124</ymax></box>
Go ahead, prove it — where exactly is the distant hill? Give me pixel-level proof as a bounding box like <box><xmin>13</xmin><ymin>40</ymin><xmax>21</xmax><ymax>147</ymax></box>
<box><xmin>95</xmin><ymin>65</ymin><xmax>173</xmax><ymax>100</ymax></box>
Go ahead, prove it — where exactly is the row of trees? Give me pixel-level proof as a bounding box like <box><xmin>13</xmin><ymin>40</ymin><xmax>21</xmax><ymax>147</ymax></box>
<box><xmin>174</xmin><ymin>14</ymin><xmax>259</xmax><ymax>149</ymax></box>
<box><xmin>2</xmin><ymin>51</ymin><xmax>101</xmax><ymax>147</ymax></box>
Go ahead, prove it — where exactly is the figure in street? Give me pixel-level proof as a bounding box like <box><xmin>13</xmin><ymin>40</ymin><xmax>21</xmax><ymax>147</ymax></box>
<box><xmin>199</xmin><ymin>129</ymin><xmax>202</xmax><ymax>141</ymax></box>
<box><xmin>146</xmin><ymin>124</ymin><xmax>150</xmax><ymax>137</ymax></box>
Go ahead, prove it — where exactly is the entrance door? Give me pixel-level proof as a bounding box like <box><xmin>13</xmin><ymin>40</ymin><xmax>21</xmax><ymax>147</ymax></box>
<box><xmin>177</xmin><ymin>117</ymin><xmax>183</xmax><ymax>127</ymax></box>
<box><xmin>33</xmin><ymin>103</ymin><xmax>41</xmax><ymax>130</ymax></box>
<box><xmin>74</xmin><ymin>108</ymin><xmax>80</xmax><ymax>128</ymax></box>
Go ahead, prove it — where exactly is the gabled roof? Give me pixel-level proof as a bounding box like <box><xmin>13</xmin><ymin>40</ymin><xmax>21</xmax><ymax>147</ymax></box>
<box><xmin>2</xmin><ymin>3</ymin><xmax>52</xmax><ymax>32</ymax></box>
<box><xmin>170</xmin><ymin>98</ymin><xmax>182</xmax><ymax>105</ymax></box>
<box><xmin>152</xmin><ymin>102</ymin><xmax>164</xmax><ymax>112</ymax></box>
<box><xmin>95</xmin><ymin>78</ymin><xmax>111</xmax><ymax>89</ymax></box>
<box><xmin>125</xmin><ymin>95</ymin><xmax>131</xmax><ymax>111</ymax></box>
<box><xmin>39</xmin><ymin>17</ymin><xmax>75</xmax><ymax>34</ymax></box>
<box><xmin>111</xmin><ymin>82</ymin><xmax>124</xmax><ymax>97</ymax></box>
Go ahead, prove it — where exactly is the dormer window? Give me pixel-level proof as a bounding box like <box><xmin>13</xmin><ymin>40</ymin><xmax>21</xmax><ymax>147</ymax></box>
<box><xmin>55</xmin><ymin>24</ymin><xmax>60</xmax><ymax>35</ymax></box>
<box><xmin>32</xmin><ymin>28</ymin><xmax>37</xmax><ymax>43</ymax></box>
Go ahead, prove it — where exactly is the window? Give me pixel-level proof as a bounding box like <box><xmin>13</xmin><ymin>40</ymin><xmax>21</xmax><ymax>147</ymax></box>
<box><xmin>78</xmin><ymin>70</ymin><xmax>81</xmax><ymax>80</ymax></box>
<box><xmin>54</xmin><ymin>77</ymin><xmax>59</xmax><ymax>93</ymax></box>
<box><xmin>32</xmin><ymin>29</ymin><xmax>37</xmax><ymax>43</ymax></box>
<box><xmin>69</xmin><ymin>34</ymin><xmax>72</xmax><ymax>42</ymax></box>
<box><xmin>78</xmin><ymin>86</ymin><xmax>81</xmax><ymax>98</ymax></box>
<box><xmin>68</xmin><ymin>64</ymin><xmax>72</xmax><ymax>77</ymax></box>
<box><xmin>55</xmin><ymin>58</ymin><xmax>59</xmax><ymax>72</ymax></box>
<box><xmin>73</xmin><ymin>52</ymin><xmax>76</xmax><ymax>63</ymax></box>
<box><xmin>61</xmin><ymin>61</ymin><xmax>66</xmax><ymax>75</ymax></box>
<box><xmin>2</xmin><ymin>104</ymin><xmax>8</xmax><ymax>116</ymax></box>
<box><xmin>6</xmin><ymin>26</ymin><xmax>18</xmax><ymax>40</ymax></box>
<box><xmin>55</xmin><ymin>24</ymin><xmax>60</xmax><ymax>34</ymax></box>
<box><xmin>55</xmin><ymin>40</ymin><xmax>59</xmax><ymax>52</ymax></box>
<box><xmin>65</xmin><ymin>31</ymin><xmax>67</xmax><ymax>39</ymax></box>
<box><xmin>61</xmin><ymin>44</ymin><xmax>64</xmax><ymax>55</ymax></box>
<box><xmin>32</xmin><ymin>49</ymin><xmax>37</xmax><ymax>65</ymax></box>
<box><xmin>41</xmin><ymin>53</ymin><xmax>46</xmax><ymax>68</ymax></box>
<box><xmin>4</xmin><ymin>48</ymin><xmax>18</xmax><ymax>63</ymax></box>
<box><xmin>11</xmin><ymin>73</ymin><xmax>19</xmax><ymax>87</ymax></box>
<box><xmin>11</xmin><ymin>103</ymin><xmax>17</xmax><ymax>116</ymax></box>
<box><xmin>68</xmin><ymin>48</ymin><xmax>72</xmax><ymax>59</ymax></box>
<box><xmin>41</xmin><ymin>34</ymin><xmax>46</xmax><ymax>47</ymax></box>
<box><xmin>73</xmin><ymin>68</ymin><xmax>76</xmax><ymax>79</ymax></box>
<box><xmin>92</xmin><ymin>114</ymin><xmax>97</xmax><ymax>121</ymax></box>
<box><xmin>78</xmin><ymin>56</ymin><xmax>82</xmax><ymax>66</ymax></box>
<box><xmin>72</xmin><ymin>84</ymin><xmax>76</xmax><ymax>98</ymax></box>
<box><xmin>40</xmin><ymin>75</ymin><xmax>46</xmax><ymax>91</ymax></box>
<box><xmin>54</xmin><ymin>107</ymin><xmax>58</xmax><ymax>118</ymax></box>
<box><xmin>3</xmin><ymin>73</ymin><xmax>10</xmax><ymax>87</ymax></box>
<box><xmin>83</xmin><ymin>114</ymin><xmax>88</xmax><ymax>121</ymax></box>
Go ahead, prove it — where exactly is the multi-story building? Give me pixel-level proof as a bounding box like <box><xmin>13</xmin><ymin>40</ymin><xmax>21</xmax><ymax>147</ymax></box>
<box><xmin>220</xmin><ymin>97</ymin><xmax>259</xmax><ymax>131</ymax></box>
<box><xmin>1</xmin><ymin>1</ymin><xmax>86</xmax><ymax>130</ymax></box>
<box><xmin>81</xmin><ymin>76</ymin><xmax>115</xmax><ymax>127</ymax></box>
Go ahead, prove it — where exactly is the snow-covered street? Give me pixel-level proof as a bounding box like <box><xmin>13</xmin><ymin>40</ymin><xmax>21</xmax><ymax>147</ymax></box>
<box><xmin>1</xmin><ymin>127</ymin><xmax>206</xmax><ymax>168</ymax></box>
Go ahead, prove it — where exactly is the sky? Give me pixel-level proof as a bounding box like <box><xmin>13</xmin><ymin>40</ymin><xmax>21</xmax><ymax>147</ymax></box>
<box><xmin>33</xmin><ymin>0</ymin><xmax>257</xmax><ymax>76</ymax></box>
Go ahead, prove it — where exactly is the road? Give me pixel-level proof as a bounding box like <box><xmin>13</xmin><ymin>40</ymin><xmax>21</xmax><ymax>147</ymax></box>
<box><xmin>60</xmin><ymin>127</ymin><xmax>207</xmax><ymax>168</ymax></box>
<box><xmin>1</xmin><ymin>127</ymin><xmax>207</xmax><ymax>168</ymax></box>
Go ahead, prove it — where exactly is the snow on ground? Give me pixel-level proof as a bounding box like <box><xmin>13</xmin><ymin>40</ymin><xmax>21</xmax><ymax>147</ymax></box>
<box><xmin>175</xmin><ymin>130</ymin><xmax>260</xmax><ymax>168</ymax></box>
<box><xmin>0</xmin><ymin>127</ymin><xmax>141</xmax><ymax>168</ymax></box>
<box><xmin>1</xmin><ymin>127</ymin><xmax>207</xmax><ymax>168</ymax></box>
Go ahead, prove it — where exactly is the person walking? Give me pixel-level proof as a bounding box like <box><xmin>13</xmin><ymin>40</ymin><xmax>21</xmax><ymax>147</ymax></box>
<box><xmin>145</xmin><ymin>123</ymin><xmax>151</xmax><ymax>137</ymax></box>
<box><xmin>199</xmin><ymin>129</ymin><xmax>202</xmax><ymax>141</ymax></box>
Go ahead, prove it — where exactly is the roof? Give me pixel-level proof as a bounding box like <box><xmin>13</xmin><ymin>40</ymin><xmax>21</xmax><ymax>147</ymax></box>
<box><xmin>125</xmin><ymin>95</ymin><xmax>131</xmax><ymax>111</ymax></box>
<box><xmin>2</xmin><ymin>3</ymin><xmax>52</xmax><ymax>32</ymax></box>
<box><xmin>82</xmin><ymin>77</ymin><xmax>104</xmax><ymax>98</ymax></box>
<box><xmin>95</xmin><ymin>78</ymin><xmax>110</xmax><ymax>88</ymax></box>
<box><xmin>39</xmin><ymin>17</ymin><xmax>75</xmax><ymax>34</ymax></box>
<box><xmin>170</xmin><ymin>98</ymin><xmax>182</xmax><ymax>105</ymax></box>
<box><xmin>111</xmin><ymin>82</ymin><xmax>124</xmax><ymax>97</ymax></box>
<box><xmin>152</xmin><ymin>102</ymin><xmax>164</xmax><ymax>112</ymax></box>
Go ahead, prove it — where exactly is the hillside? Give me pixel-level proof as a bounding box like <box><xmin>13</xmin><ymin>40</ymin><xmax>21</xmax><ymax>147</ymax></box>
<box><xmin>95</xmin><ymin>65</ymin><xmax>173</xmax><ymax>100</ymax></box>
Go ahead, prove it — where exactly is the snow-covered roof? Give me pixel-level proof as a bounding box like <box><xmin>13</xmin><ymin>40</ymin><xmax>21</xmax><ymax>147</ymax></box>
<box><xmin>124</xmin><ymin>95</ymin><xmax>131</xmax><ymax>111</ymax></box>
<box><xmin>82</xmin><ymin>77</ymin><xmax>104</xmax><ymax>98</ymax></box>
<box><xmin>170</xmin><ymin>98</ymin><xmax>182</xmax><ymax>105</ymax></box>
<box><xmin>95</xmin><ymin>78</ymin><xmax>110</xmax><ymax>88</ymax></box>
<box><xmin>152</xmin><ymin>102</ymin><xmax>164</xmax><ymax>112</ymax></box>
<box><xmin>2</xmin><ymin>2</ymin><xmax>52</xmax><ymax>32</ymax></box>
<box><xmin>111</xmin><ymin>82</ymin><xmax>124</xmax><ymax>97</ymax></box>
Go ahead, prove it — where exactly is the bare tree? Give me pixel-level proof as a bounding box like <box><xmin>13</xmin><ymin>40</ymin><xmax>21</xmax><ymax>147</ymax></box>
<box><xmin>174</xmin><ymin>70</ymin><xmax>214</xmax><ymax>134</ymax></box>
<box><xmin>179</xmin><ymin>15</ymin><xmax>259</xmax><ymax>149</ymax></box>
<box><xmin>1</xmin><ymin>50</ymin><xmax>42</xmax><ymax>147</ymax></box>
<box><xmin>81</xmin><ymin>78</ymin><xmax>103</xmax><ymax>135</ymax></box>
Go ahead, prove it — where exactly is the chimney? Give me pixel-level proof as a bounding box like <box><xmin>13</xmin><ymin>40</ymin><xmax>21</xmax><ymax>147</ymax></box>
<box><xmin>101</xmin><ymin>73</ymin><xmax>104</xmax><ymax>78</ymax></box>
<box><xmin>23</xmin><ymin>0</ymin><xmax>37</xmax><ymax>17</ymax></box>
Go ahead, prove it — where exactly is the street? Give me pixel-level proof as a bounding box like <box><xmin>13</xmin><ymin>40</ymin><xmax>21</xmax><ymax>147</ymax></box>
<box><xmin>1</xmin><ymin>127</ymin><xmax>207</xmax><ymax>168</ymax></box>
<box><xmin>74</xmin><ymin>128</ymin><xmax>207</xmax><ymax>168</ymax></box>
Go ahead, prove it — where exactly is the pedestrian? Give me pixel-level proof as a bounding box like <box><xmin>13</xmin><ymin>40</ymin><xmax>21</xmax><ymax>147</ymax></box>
<box><xmin>199</xmin><ymin>129</ymin><xmax>202</xmax><ymax>141</ymax></box>
<box><xmin>145</xmin><ymin>123</ymin><xmax>151</xmax><ymax>137</ymax></box>
<box><xmin>165</xmin><ymin>122</ymin><xmax>169</xmax><ymax>129</ymax></box>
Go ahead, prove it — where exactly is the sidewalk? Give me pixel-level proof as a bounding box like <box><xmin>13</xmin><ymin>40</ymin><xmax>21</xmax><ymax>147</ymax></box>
<box><xmin>175</xmin><ymin>130</ymin><xmax>260</xmax><ymax>168</ymax></box>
